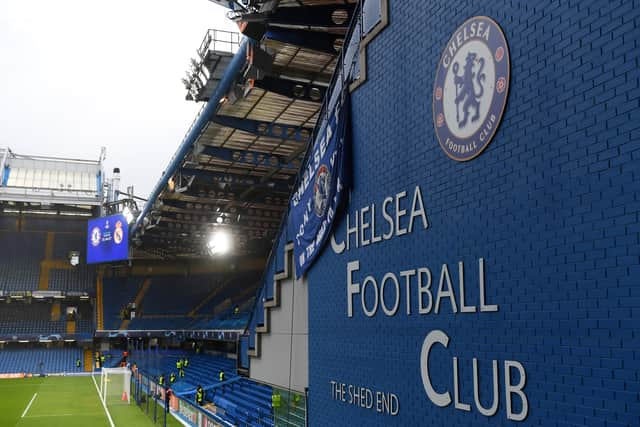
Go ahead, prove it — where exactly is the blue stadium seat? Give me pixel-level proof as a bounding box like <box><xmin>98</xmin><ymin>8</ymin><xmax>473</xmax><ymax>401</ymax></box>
<box><xmin>0</xmin><ymin>347</ymin><xmax>85</xmax><ymax>374</ymax></box>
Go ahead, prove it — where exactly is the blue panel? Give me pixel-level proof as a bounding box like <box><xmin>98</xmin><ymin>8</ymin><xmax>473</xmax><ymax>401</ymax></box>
<box><xmin>86</xmin><ymin>214</ymin><xmax>129</xmax><ymax>264</ymax></box>
<box><xmin>2</xmin><ymin>166</ymin><xmax>10</xmax><ymax>186</ymax></box>
<box><xmin>300</xmin><ymin>0</ymin><xmax>640</xmax><ymax>426</ymax></box>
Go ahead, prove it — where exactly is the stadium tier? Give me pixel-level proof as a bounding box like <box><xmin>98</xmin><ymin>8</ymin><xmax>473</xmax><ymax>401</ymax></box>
<box><xmin>0</xmin><ymin>231</ymin><xmax>44</xmax><ymax>290</ymax></box>
<box><xmin>0</xmin><ymin>227</ymin><xmax>95</xmax><ymax>293</ymax></box>
<box><xmin>102</xmin><ymin>276</ymin><xmax>142</xmax><ymax>330</ymax></box>
<box><xmin>0</xmin><ymin>347</ymin><xmax>84</xmax><ymax>374</ymax></box>
<box><xmin>0</xmin><ymin>300</ymin><xmax>94</xmax><ymax>337</ymax></box>
<box><xmin>100</xmin><ymin>271</ymin><xmax>259</xmax><ymax>331</ymax></box>
<box><xmin>132</xmin><ymin>351</ymin><xmax>274</xmax><ymax>426</ymax></box>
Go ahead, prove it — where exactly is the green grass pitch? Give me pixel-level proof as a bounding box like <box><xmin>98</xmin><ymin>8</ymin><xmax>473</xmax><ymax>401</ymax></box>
<box><xmin>0</xmin><ymin>376</ymin><xmax>183</xmax><ymax>427</ymax></box>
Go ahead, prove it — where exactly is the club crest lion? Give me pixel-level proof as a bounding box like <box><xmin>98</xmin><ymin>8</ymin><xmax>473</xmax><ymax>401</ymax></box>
<box><xmin>433</xmin><ymin>16</ymin><xmax>510</xmax><ymax>161</ymax></box>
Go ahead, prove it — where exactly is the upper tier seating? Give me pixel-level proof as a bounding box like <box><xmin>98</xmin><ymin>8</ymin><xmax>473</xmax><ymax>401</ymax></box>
<box><xmin>0</xmin><ymin>231</ymin><xmax>44</xmax><ymax>290</ymax></box>
<box><xmin>49</xmin><ymin>267</ymin><xmax>95</xmax><ymax>292</ymax></box>
<box><xmin>0</xmin><ymin>301</ymin><xmax>93</xmax><ymax>336</ymax></box>
<box><xmin>102</xmin><ymin>277</ymin><xmax>142</xmax><ymax>330</ymax></box>
<box><xmin>102</xmin><ymin>272</ymin><xmax>260</xmax><ymax>331</ymax></box>
<box><xmin>0</xmin><ymin>227</ymin><xmax>95</xmax><ymax>292</ymax></box>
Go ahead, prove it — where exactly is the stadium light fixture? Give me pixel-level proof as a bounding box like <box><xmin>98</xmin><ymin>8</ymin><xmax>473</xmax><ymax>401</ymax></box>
<box><xmin>122</xmin><ymin>206</ymin><xmax>135</xmax><ymax>224</ymax></box>
<box><xmin>68</xmin><ymin>251</ymin><xmax>80</xmax><ymax>266</ymax></box>
<box><xmin>207</xmin><ymin>230</ymin><xmax>231</xmax><ymax>256</ymax></box>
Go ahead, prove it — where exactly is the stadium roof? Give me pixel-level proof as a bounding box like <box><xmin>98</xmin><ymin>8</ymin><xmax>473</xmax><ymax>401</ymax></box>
<box><xmin>0</xmin><ymin>147</ymin><xmax>104</xmax><ymax>215</ymax></box>
<box><xmin>133</xmin><ymin>0</ymin><xmax>356</xmax><ymax>259</ymax></box>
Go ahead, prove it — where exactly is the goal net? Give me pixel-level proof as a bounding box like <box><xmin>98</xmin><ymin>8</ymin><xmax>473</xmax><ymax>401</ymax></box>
<box><xmin>98</xmin><ymin>367</ymin><xmax>131</xmax><ymax>406</ymax></box>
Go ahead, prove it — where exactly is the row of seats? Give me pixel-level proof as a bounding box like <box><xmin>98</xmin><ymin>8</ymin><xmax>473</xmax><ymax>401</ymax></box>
<box><xmin>102</xmin><ymin>274</ymin><xmax>259</xmax><ymax>331</ymax></box>
<box><xmin>49</xmin><ymin>267</ymin><xmax>95</xmax><ymax>292</ymax></box>
<box><xmin>132</xmin><ymin>351</ymin><xmax>274</xmax><ymax>427</ymax></box>
<box><xmin>0</xmin><ymin>302</ymin><xmax>93</xmax><ymax>335</ymax></box>
<box><xmin>207</xmin><ymin>378</ymin><xmax>275</xmax><ymax>427</ymax></box>
<box><xmin>0</xmin><ymin>230</ymin><xmax>95</xmax><ymax>292</ymax></box>
<box><xmin>0</xmin><ymin>347</ymin><xmax>85</xmax><ymax>373</ymax></box>
<box><xmin>0</xmin><ymin>231</ymin><xmax>44</xmax><ymax>290</ymax></box>
<box><xmin>102</xmin><ymin>277</ymin><xmax>141</xmax><ymax>330</ymax></box>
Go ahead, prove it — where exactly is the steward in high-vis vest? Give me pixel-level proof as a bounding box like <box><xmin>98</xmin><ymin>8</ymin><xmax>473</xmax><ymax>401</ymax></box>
<box><xmin>170</xmin><ymin>372</ymin><xmax>176</xmax><ymax>384</ymax></box>
<box><xmin>196</xmin><ymin>385</ymin><xmax>204</xmax><ymax>406</ymax></box>
<box><xmin>183</xmin><ymin>358</ymin><xmax>189</xmax><ymax>368</ymax></box>
<box><xmin>159</xmin><ymin>374</ymin><xmax>165</xmax><ymax>386</ymax></box>
<box><xmin>176</xmin><ymin>359</ymin><xmax>182</xmax><ymax>370</ymax></box>
<box><xmin>272</xmin><ymin>392</ymin><xmax>281</xmax><ymax>410</ymax></box>
<box><xmin>218</xmin><ymin>370</ymin><xmax>225</xmax><ymax>381</ymax></box>
<box><xmin>76</xmin><ymin>358</ymin><xmax>81</xmax><ymax>368</ymax></box>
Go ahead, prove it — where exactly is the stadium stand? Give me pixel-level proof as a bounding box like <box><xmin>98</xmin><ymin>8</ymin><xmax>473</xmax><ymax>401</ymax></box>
<box><xmin>0</xmin><ymin>347</ymin><xmax>85</xmax><ymax>374</ymax></box>
<box><xmin>138</xmin><ymin>275</ymin><xmax>214</xmax><ymax>315</ymax></box>
<box><xmin>100</xmin><ymin>272</ymin><xmax>259</xmax><ymax>331</ymax></box>
<box><xmin>101</xmin><ymin>276</ymin><xmax>143</xmax><ymax>330</ymax></box>
<box><xmin>0</xmin><ymin>301</ymin><xmax>94</xmax><ymax>336</ymax></box>
<box><xmin>132</xmin><ymin>350</ymin><xmax>274</xmax><ymax>426</ymax></box>
<box><xmin>0</xmin><ymin>231</ymin><xmax>44</xmax><ymax>291</ymax></box>
<box><xmin>48</xmin><ymin>267</ymin><xmax>95</xmax><ymax>292</ymax></box>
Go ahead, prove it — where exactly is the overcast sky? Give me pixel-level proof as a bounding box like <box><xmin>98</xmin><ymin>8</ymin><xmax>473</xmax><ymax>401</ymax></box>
<box><xmin>0</xmin><ymin>0</ymin><xmax>237</xmax><ymax>199</ymax></box>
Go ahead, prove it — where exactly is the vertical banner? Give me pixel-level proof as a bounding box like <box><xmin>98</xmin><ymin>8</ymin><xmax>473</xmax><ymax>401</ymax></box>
<box><xmin>291</xmin><ymin>88</ymin><xmax>351</xmax><ymax>278</ymax></box>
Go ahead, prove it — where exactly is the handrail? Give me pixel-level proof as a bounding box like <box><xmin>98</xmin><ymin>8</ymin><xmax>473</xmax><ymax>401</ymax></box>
<box><xmin>134</xmin><ymin>368</ymin><xmax>235</xmax><ymax>427</ymax></box>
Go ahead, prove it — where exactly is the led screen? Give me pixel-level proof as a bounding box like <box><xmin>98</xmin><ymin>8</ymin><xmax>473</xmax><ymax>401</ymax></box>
<box><xmin>86</xmin><ymin>214</ymin><xmax>129</xmax><ymax>264</ymax></box>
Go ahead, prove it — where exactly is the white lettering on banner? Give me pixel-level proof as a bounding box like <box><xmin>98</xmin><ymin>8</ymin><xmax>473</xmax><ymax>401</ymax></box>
<box><xmin>420</xmin><ymin>330</ymin><xmax>529</xmax><ymax>421</ymax></box>
<box><xmin>330</xmin><ymin>380</ymin><xmax>399</xmax><ymax>416</ymax></box>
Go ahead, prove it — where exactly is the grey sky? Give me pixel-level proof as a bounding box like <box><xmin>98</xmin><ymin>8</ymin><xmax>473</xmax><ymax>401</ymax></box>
<box><xmin>0</xmin><ymin>0</ymin><xmax>236</xmax><ymax>199</ymax></box>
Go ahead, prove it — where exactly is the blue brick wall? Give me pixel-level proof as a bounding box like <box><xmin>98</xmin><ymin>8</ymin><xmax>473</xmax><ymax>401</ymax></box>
<box><xmin>305</xmin><ymin>0</ymin><xmax>640</xmax><ymax>425</ymax></box>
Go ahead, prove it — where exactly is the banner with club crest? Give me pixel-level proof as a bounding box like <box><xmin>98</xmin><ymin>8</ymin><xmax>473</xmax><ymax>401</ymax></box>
<box><xmin>290</xmin><ymin>88</ymin><xmax>351</xmax><ymax>279</ymax></box>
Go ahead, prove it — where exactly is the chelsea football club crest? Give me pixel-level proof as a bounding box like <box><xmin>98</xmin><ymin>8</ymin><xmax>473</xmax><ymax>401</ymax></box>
<box><xmin>90</xmin><ymin>226</ymin><xmax>101</xmax><ymax>247</ymax></box>
<box><xmin>313</xmin><ymin>164</ymin><xmax>331</xmax><ymax>217</ymax></box>
<box><xmin>433</xmin><ymin>16</ymin><xmax>510</xmax><ymax>161</ymax></box>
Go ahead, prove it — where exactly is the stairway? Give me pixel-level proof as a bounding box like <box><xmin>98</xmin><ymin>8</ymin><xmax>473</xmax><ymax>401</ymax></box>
<box><xmin>96</xmin><ymin>270</ymin><xmax>104</xmax><ymax>330</ymax></box>
<box><xmin>84</xmin><ymin>349</ymin><xmax>94</xmax><ymax>372</ymax></box>
<box><xmin>39</xmin><ymin>232</ymin><xmax>56</xmax><ymax>290</ymax></box>
<box><xmin>51</xmin><ymin>302</ymin><xmax>61</xmax><ymax>321</ymax></box>
<box><xmin>66</xmin><ymin>320</ymin><xmax>76</xmax><ymax>334</ymax></box>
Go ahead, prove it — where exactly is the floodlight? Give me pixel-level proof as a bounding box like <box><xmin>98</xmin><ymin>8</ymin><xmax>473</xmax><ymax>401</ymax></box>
<box><xmin>122</xmin><ymin>206</ymin><xmax>135</xmax><ymax>224</ymax></box>
<box><xmin>207</xmin><ymin>230</ymin><xmax>231</xmax><ymax>255</ymax></box>
<box><xmin>69</xmin><ymin>251</ymin><xmax>80</xmax><ymax>266</ymax></box>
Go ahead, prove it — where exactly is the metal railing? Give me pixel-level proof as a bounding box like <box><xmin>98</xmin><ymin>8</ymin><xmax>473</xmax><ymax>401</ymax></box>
<box><xmin>132</xmin><ymin>369</ymin><xmax>234</xmax><ymax>427</ymax></box>
<box><xmin>198</xmin><ymin>29</ymin><xmax>241</xmax><ymax>57</ymax></box>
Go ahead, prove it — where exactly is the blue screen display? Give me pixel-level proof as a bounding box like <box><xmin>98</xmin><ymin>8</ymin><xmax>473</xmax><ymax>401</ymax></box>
<box><xmin>86</xmin><ymin>214</ymin><xmax>129</xmax><ymax>264</ymax></box>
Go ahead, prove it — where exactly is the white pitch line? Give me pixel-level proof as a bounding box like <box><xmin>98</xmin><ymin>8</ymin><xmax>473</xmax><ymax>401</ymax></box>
<box><xmin>21</xmin><ymin>393</ymin><xmax>37</xmax><ymax>418</ymax></box>
<box><xmin>91</xmin><ymin>374</ymin><xmax>115</xmax><ymax>427</ymax></box>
